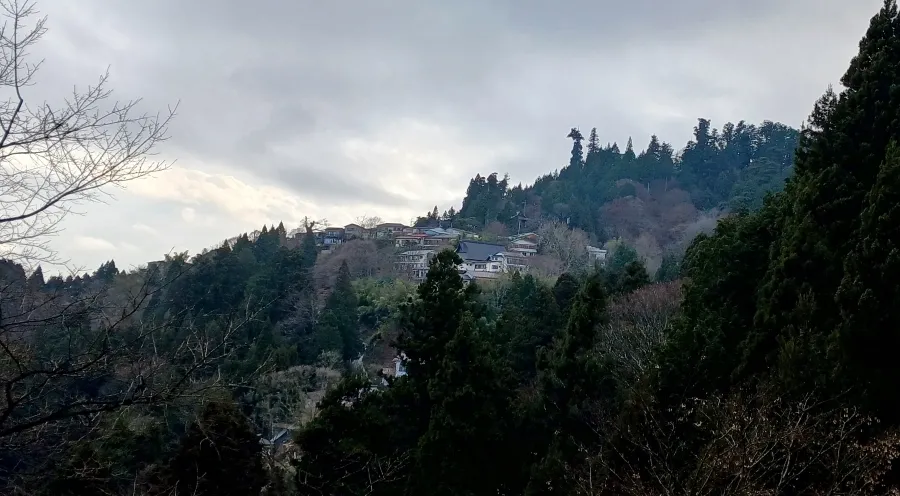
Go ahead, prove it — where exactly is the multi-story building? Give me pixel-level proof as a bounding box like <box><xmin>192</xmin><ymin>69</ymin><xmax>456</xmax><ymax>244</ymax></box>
<box><xmin>456</xmin><ymin>241</ymin><xmax>527</xmax><ymax>281</ymax></box>
<box><xmin>375</xmin><ymin>223</ymin><xmax>407</xmax><ymax>239</ymax></box>
<box><xmin>395</xmin><ymin>249</ymin><xmax>437</xmax><ymax>281</ymax></box>
<box><xmin>323</xmin><ymin>227</ymin><xmax>345</xmax><ymax>246</ymax></box>
<box><xmin>343</xmin><ymin>223</ymin><xmax>370</xmax><ymax>239</ymax></box>
<box><xmin>507</xmin><ymin>232</ymin><xmax>539</xmax><ymax>257</ymax></box>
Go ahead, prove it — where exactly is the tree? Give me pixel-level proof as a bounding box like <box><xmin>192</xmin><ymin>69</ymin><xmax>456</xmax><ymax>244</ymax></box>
<box><xmin>567</xmin><ymin>128</ymin><xmax>584</xmax><ymax>170</ymax></box>
<box><xmin>0</xmin><ymin>1</ymin><xmax>174</xmax><ymax>268</ymax></box>
<box><xmin>396</xmin><ymin>249</ymin><xmax>480</xmax><ymax>382</ymax></box>
<box><xmin>529</xmin><ymin>273</ymin><xmax>612</xmax><ymax>495</ymax></box>
<box><xmin>167</xmin><ymin>399</ymin><xmax>266</xmax><ymax>496</ymax></box>
<box><xmin>536</xmin><ymin>219</ymin><xmax>591</xmax><ymax>274</ymax></box>
<box><xmin>414</xmin><ymin>312</ymin><xmax>517</xmax><ymax>495</ymax></box>
<box><xmin>316</xmin><ymin>261</ymin><xmax>361</xmax><ymax>361</ymax></box>
<box><xmin>356</xmin><ymin>214</ymin><xmax>383</xmax><ymax>230</ymax></box>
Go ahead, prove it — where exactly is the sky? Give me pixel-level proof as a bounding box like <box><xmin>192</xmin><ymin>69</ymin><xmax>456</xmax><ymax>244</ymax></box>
<box><xmin>19</xmin><ymin>0</ymin><xmax>884</xmax><ymax>273</ymax></box>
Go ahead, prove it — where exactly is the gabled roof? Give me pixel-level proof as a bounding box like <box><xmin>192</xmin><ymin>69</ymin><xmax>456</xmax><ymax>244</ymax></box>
<box><xmin>456</xmin><ymin>241</ymin><xmax>505</xmax><ymax>262</ymax></box>
<box><xmin>344</xmin><ymin>223</ymin><xmax>364</xmax><ymax>229</ymax></box>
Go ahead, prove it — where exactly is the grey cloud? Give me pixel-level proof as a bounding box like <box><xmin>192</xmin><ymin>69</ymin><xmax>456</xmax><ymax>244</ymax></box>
<box><xmin>32</xmin><ymin>0</ymin><xmax>885</xmax><ymax>214</ymax></box>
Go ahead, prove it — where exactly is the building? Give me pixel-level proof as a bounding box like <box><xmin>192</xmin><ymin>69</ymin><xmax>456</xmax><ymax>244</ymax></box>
<box><xmin>394</xmin><ymin>233</ymin><xmax>430</xmax><ymax>248</ymax></box>
<box><xmin>375</xmin><ymin>222</ymin><xmax>407</xmax><ymax>239</ymax></box>
<box><xmin>507</xmin><ymin>232</ymin><xmax>539</xmax><ymax>257</ymax></box>
<box><xmin>394</xmin><ymin>228</ymin><xmax>459</xmax><ymax>248</ymax></box>
<box><xmin>587</xmin><ymin>245</ymin><xmax>608</xmax><ymax>262</ymax></box>
<box><xmin>323</xmin><ymin>227</ymin><xmax>345</xmax><ymax>246</ymax></box>
<box><xmin>344</xmin><ymin>223</ymin><xmax>370</xmax><ymax>239</ymax></box>
<box><xmin>395</xmin><ymin>249</ymin><xmax>437</xmax><ymax>280</ymax></box>
<box><xmin>456</xmin><ymin>241</ymin><xmax>525</xmax><ymax>280</ymax></box>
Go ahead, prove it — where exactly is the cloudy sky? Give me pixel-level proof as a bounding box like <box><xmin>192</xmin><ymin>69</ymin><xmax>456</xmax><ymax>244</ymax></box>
<box><xmin>22</xmin><ymin>0</ymin><xmax>882</xmax><ymax>273</ymax></box>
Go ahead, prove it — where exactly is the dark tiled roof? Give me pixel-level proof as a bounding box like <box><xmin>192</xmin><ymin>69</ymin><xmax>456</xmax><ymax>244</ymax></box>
<box><xmin>456</xmin><ymin>241</ymin><xmax>505</xmax><ymax>262</ymax></box>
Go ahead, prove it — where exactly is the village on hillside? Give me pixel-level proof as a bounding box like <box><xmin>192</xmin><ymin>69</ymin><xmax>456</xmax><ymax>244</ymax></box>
<box><xmin>292</xmin><ymin>221</ymin><xmax>608</xmax><ymax>283</ymax></box>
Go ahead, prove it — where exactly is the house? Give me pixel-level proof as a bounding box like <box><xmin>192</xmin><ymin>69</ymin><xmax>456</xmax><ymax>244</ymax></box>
<box><xmin>323</xmin><ymin>227</ymin><xmax>345</xmax><ymax>246</ymax></box>
<box><xmin>587</xmin><ymin>245</ymin><xmax>608</xmax><ymax>262</ymax></box>
<box><xmin>375</xmin><ymin>222</ymin><xmax>407</xmax><ymax>239</ymax></box>
<box><xmin>394</xmin><ymin>233</ymin><xmax>429</xmax><ymax>248</ymax></box>
<box><xmin>343</xmin><ymin>223</ymin><xmax>370</xmax><ymax>239</ymax></box>
<box><xmin>259</xmin><ymin>424</ymin><xmax>295</xmax><ymax>451</ymax></box>
<box><xmin>497</xmin><ymin>251</ymin><xmax>528</xmax><ymax>272</ymax></box>
<box><xmin>456</xmin><ymin>241</ymin><xmax>510</xmax><ymax>280</ymax></box>
<box><xmin>394</xmin><ymin>228</ymin><xmax>459</xmax><ymax>248</ymax></box>
<box><xmin>395</xmin><ymin>249</ymin><xmax>436</xmax><ymax>280</ymax></box>
<box><xmin>507</xmin><ymin>238</ymin><xmax>538</xmax><ymax>257</ymax></box>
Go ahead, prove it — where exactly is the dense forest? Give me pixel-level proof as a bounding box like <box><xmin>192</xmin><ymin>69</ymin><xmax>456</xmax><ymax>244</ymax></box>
<box><xmin>3</xmin><ymin>1</ymin><xmax>900</xmax><ymax>495</ymax></box>
<box><xmin>420</xmin><ymin>118</ymin><xmax>799</xmax><ymax>253</ymax></box>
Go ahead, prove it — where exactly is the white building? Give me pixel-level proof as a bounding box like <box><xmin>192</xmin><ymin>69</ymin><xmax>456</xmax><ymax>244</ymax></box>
<box><xmin>395</xmin><ymin>249</ymin><xmax>436</xmax><ymax>280</ymax></box>
<box><xmin>587</xmin><ymin>245</ymin><xmax>608</xmax><ymax>262</ymax></box>
<box><xmin>456</xmin><ymin>241</ymin><xmax>527</xmax><ymax>280</ymax></box>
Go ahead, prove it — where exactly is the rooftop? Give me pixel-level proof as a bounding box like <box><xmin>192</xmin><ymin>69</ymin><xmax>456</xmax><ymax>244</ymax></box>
<box><xmin>456</xmin><ymin>241</ymin><xmax>506</xmax><ymax>262</ymax></box>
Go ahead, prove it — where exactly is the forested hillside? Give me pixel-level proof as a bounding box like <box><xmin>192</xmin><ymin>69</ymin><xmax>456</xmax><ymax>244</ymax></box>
<box><xmin>4</xmin><ymin>1</ymin><xmax>900</xmax><ymax>495</ymax></box>
<box><xmin>440</xmin><ymin>119</ymin><xmax>799</xmax><ymax>261</ymax></box>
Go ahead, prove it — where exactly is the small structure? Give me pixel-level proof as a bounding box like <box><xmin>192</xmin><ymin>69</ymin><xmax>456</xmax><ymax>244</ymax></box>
<box><xmin>587</xmin><ymin>245</ymin><xmax>608</xmax><ymax>262</ymax></box>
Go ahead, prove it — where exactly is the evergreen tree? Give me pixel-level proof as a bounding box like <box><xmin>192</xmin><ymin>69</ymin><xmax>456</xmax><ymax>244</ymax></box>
<box><xmin>655</xmin><ymin>253</ymin><xmax>681</xmax><ymax>282</ymax></box>
<box><xmin>414</xmin><ymin>312</ymin><xmax>516</xmax><ymax>495</ymax></box>
<box><xmin>624</xmin><ymin>136</ymin><xmax>636</xmax><ymax>161</ymax></box>
<box><xmin>94</xmin><ymin>260</ymin><xmax>118</xmax><ymax>282</ymax></box>
<box><xmin>529</xmin><ymin>273</ymin><xmax>612</xmax><ymax>495</ymax></box>
<box><xmin>167</xmin><ymin>400</ymin><xmax>266</xmax><ymax>496</ymax></box>
<box><xmin>552</xmin><ymin>273</ymin><xmax>579</xmax><ymax>318</ymax></box>
<box><xmin>586</xmin><ymin>127</ymin><xmax>601</xmax><ymax>167</ymax></box>
<box><xmin>566</xmin><ymin>128</ymin><xmax>584</xmax><ymax>169</ymax></box>
<box><xmin>26</xmin><ymin>266</ymin><xmax>44</xmax><ymax>290</ymax></box>
<box><xmin>396</xmin><ymin>250</ymin><xmax>481</xmax><ymax>382</ymax></box>
<box><xmin>496</xmin><ymin>273</ymin><xmax>562</xmax><ymax>376</ymax></box>
<box><xmin>316</xmin><ymin>261</ymin><xmax>361</xmax><ymax>361</ymax></box>
<box><xmin>614</xmin><ymin>260</ymin><xmax>650</xmax><ymax>294</ymax></box>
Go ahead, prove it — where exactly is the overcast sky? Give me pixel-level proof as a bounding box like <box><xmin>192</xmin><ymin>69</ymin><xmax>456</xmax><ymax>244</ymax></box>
<box><xmin>23</xmin><ymin>0</ymin><xmax>882</xmax><ymax>273</ymax></box>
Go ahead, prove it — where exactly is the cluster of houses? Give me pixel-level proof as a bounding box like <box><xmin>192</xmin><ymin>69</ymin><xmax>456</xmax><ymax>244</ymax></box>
<box><xmin>304</xmin><ymin>222</ymin><xmax>446</xmax><ymax>247</ymax></box>
<box><xmin>296</xmin><ymin>220</ymin><xmax>608</xmax><ymax>283</ymax></box>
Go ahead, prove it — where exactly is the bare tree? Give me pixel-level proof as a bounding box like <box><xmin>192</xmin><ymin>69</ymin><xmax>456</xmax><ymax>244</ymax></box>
<box><xmin>0</xmin><ymin>1</ymin><xmax>176</xmax><ymax>268</ymax></box>
<box><xmin>536</xmin><ymin>219</ymin><xmax>591</xmax><ymax>274</ymax></box>
<box><xmin>355</xmin><ymin>215</ymin><xmax>382</xmax><ymax>230</ymax></box>
<box><xmin>576</xmin><ymin>386</ymin><xmax>900</xmax><ymax>495</ymax></box>
<box><xmin>597</xmin><ymin>281</ymin><xmax>682</xmax><ymax>390</ymax></box>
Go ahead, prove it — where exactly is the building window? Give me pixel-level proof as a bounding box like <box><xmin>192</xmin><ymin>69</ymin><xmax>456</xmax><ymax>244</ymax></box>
<box><xmin>475</xmin><ymin>263</ymin><xmax>486</xmax><ymax>270</ymax></box>
<box><xmin>492</xmin><ymin>265</ymin><xmax>499</xmax><ymax>270</ymax></box>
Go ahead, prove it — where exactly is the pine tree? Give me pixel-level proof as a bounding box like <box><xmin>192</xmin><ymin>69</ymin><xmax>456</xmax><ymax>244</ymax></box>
<box><xmin>396</xmin><ymin>250</ymin><xmax>480</xmax><ymax>381</ymax></box>
<box><xmin>26</xmin><ymin>266</ymin><xmax>44</xmax><ymax>290</ymax></box>
<box><xmin>529</xmin><ymin>273</ymin><xmax>612</xmax><ymax>495</ymax></box>
<box><xmin>835</xmin><ymin>141</ymin><xmax>900</xmax><ymax>415</ymax></box>
<box><xmin>552</xmin><ymin>273</ymin><xmax>579</xmax><ymax>318</ymax></box>
<box><xmin>167</xmin><ymin>400</ymin><xmax>266</xmax><ymax>496</ymax></box>
<box><xmin>586</xmin><ymin>127</ymin><xmax>601</xmax><ymax>166</ymax></box>
<box><xmin>624</xmin><ymin>136</ymin><xmax>636</xmax><ymax>161</ymax></box>
<box><xmin>414</xmin><ymin>312</ymin><xmax>516</xmax><ymax>495</ymax></box>
<box><xmin>566</xmin><ymin>128</ymin><xmax>584</xmax><ymax>169</ymax></box>
<box><xmin>316</xmin><ymin>261</ymin><xmax>361</xmax><ymax>361</ymax></box>
<box><xmin>655</xmin><ymin>254</ymin><xmax>681</xmax><ymax>282</ymax></box>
